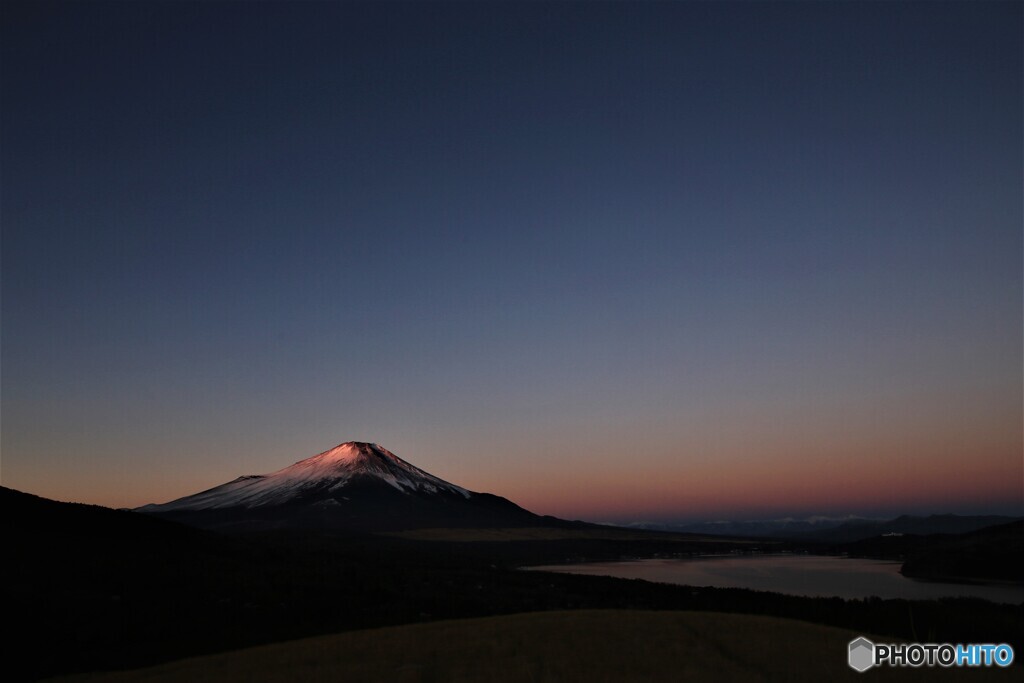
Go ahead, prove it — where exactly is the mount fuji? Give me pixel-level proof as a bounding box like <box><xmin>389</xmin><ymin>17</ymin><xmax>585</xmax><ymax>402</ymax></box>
<box><xmin>138</xmin><ymin>442</ymin><xmax>553</xmax><ymax>532</ymax></box>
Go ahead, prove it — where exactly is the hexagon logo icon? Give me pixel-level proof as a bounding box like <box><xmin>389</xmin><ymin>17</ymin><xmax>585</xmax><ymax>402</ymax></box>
<box><xmin>848</xmin><ymin>637</ymin><xmax>875</xmax><ymax>672</ymax></box>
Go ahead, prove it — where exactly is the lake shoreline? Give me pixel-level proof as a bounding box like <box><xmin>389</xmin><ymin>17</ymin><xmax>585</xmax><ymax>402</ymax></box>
<box><xmin>524</xmin><ymin>554</ymin><xmax>1024</xmax><ymax>605</ymax></box>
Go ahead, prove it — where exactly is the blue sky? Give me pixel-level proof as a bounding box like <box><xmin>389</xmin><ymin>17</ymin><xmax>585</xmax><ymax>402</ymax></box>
<box><xmin>2</xmin><ymin>1</ymin><xmax>1020</xmax><ymax>520</ymax></box>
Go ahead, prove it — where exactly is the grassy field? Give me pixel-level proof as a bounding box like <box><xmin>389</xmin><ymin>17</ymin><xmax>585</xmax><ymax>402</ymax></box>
<box><xmin>51</xmin><ymin>610</ymin><xmax>1015</xmax><ymax>682</ymax></box>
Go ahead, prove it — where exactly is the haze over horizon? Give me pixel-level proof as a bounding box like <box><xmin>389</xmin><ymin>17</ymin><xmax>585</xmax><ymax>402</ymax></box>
<box><xmin>2</xmin><ymin>2</ymin><xmax>1021</xmax><ymax>523</ymax></box>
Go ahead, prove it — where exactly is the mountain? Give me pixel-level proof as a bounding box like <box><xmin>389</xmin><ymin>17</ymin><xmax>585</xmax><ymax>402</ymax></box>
<box><xmin>138</xmin><ymin>441</ymin><xmax>553</xmax><ymax>532</ymax></box>
<box><xmin>1</xmin><ymin>485</ymin><xmax>208</xmax><ymax>545</ymax></box>
<box><xmin>800</xmin><ymin>514</ymin><xmax>1024</xmax><ymax>543</ymax></box>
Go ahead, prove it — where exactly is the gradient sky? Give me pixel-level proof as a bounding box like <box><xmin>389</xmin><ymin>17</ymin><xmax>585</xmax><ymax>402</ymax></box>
<box><xmin>2</xmin><ymin>1</ymin><xmax>1021</xmax><ymax>522</ymax></box>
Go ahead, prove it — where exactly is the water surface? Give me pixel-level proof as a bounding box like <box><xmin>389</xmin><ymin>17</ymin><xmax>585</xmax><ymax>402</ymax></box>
<box><xmin>530</xmin><ymin>555</ymin><xmax>1024</xmax><ymax>604</ymax></box>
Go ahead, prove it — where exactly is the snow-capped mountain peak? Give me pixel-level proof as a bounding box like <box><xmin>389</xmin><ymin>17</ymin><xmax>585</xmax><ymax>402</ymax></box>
<box><xmin>140</xmin><ymin>441</ymin><xmax>470</xmax><ymax>513</ymax></box>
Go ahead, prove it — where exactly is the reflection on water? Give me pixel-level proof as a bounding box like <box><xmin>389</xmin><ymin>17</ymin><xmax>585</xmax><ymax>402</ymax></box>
<box><xmin>530</xmin><ymin>555</ymin><xmax>1024</xmax><ymax>604</ymax></box>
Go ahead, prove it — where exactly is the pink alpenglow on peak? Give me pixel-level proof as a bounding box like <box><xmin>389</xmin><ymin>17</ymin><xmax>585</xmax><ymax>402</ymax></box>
<box><xmin>136</xmin><ymin>440</ymin><xmax>550</xmax><ymax>532</ymax></box>
<box><xmin>140</xmin><ymin>441</ymin><xmax>470</xmax><ymax>513</ymax></box>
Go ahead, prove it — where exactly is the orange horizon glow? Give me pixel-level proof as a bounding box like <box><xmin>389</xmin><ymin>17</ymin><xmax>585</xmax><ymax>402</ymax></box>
<box><xmin>11</xmin><ymin>428</ymin><xmax>1020</xmax><ymax>523</ymax></box>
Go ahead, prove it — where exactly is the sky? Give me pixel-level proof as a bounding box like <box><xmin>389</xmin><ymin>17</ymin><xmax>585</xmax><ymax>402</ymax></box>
<box><xmin>2</xmin><ymin>1</ymin><xmax>1021</xmax><ymax>523</ymax></box>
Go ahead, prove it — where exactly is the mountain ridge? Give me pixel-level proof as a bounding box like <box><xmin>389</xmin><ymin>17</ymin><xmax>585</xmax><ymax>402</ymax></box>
<box><xmin>139</xmin><ymin>442</ymin><xmax>471</xmax><ymax>512</ymax></box>
<box><xmin>137</xmin><ymin>441</ymin><xmax>561</xmax><ymax>532</ymax></box>
<box><xmin>618</xmin><ymin>513</ymin><xmax>1024</xmax><ymax>542</ymax></box>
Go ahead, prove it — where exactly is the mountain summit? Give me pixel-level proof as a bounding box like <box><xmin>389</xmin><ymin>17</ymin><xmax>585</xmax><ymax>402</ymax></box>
<box><xmin>142</xmin><ymin>442</ymin><xmax>470</xmax><ymax>511</ymax></box>
<box><xmin>138</xmin><ymin>441</ymin><xmax>546</xmax><ymax>532</ymax></box>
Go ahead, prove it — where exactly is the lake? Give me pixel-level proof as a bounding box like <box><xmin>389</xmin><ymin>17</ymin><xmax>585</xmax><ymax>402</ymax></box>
<box><xmin>529</xmin><ymin>554</ymin><xmax>1024</xmax><ymax>604</ymax></box>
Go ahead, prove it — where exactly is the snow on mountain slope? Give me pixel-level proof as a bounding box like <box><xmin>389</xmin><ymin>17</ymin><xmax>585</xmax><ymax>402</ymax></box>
<box><xmin>140</xmin><ymin>442</ymin><xmax>470</xmax><ymax>512</ymax></box>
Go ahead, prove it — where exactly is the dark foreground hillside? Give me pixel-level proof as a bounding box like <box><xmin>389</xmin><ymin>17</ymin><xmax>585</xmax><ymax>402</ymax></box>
<box><xmin>900</xmin><ymin>521</ymin><xmax>1024</xmax><ymax>583</ymax></box>
<box><xmin>51</xmin><ymin>611</ymin><xmax>1017</xmax><ymax>683</ymax></box>
<box><xmin>4</xmin><ymin>487</ymin><xmax>1022</xmax><ymax>681</ymax></box>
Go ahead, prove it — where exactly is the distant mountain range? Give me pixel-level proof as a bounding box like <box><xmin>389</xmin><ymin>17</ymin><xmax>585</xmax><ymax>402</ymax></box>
<box><xmin>800</xmin><ymin>514</ymin><xmax>1024</xmax><ymax>543</ymax></box>
<box><xmin>619</xmin><ymin>516</ymin><xmax>869</xmax><ymax>538</ymax></box>
<box><xmin>621</xmin><ymin>514</ymin><xmax>1024</xmax><ymax>542</ymax></box>
<box><xmin>138</xmin><ymin>441</ymin><xmax>564</xmax><ymax>532</ymax></box>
